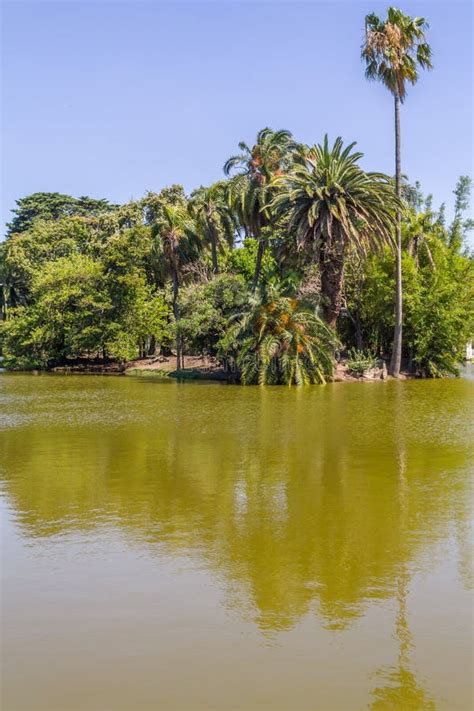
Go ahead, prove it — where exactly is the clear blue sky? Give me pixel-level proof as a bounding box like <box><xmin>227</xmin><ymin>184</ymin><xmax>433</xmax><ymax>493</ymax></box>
<box><xmin>1</xmin><ymin>0</ymin><xmax>473</xmax><ymax>236</ymax></box>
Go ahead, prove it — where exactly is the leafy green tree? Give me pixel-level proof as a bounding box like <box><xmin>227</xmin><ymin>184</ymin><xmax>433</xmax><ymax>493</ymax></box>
<box><xmin>6</xmin><ymin>192</ymin><xmax>116</xmax><ymax>236</ymax></box>
<box><xmin>402</xmin><ymin>179</ymin><xmax>424</xmax><ymax>212</ymax></box>
<box><xmin>221</xmin><ymin>291</ymin><xmax>337</xmax><ymax>385</ymax></box>
<box><xmin>0</xmin><ymin>255</ymin><xmax>111</xmax><ymax>368</ymax></box>
<box><xmin>100</xmin><ymin>226</ymin><xmax>170</xmax><ymax>358</ymax></box>
<box><xmin>0</xmin><ymin>251</ymin><xmax>170</xmax><ymax>368</ymax></box>
<box><xmin>343</xmin><ymin>239</ymin><xmax>473</xmax><ymax>376</ymax></box>
<box><xmin>409</xmin><ymin>251</ymin><xmax>473</xmax><ymax>376</ymax></box>
<box><xmin>189</xmin><ymin>182</ymin><xmax>237</xmax><ymax>273</ymax></box>
<box><xmin>1</xmin><ymin>216</ymin><xmax>100</xmax><ymax>307</ymax></box>
<box><xmin>178</xmin><ymin>273</ymin><xmax>247</xmax><ymax>354</ymax></box>
<box><xmin>343</xmin><ymin>249</ymin><xmax>421</xmax><ymax>358</ymax></box>
<box><xmin>104</xmin><ymin>282</ymin><xmax>169</xmax><ymax>363</ymax></box>
<box><xmin>224</xmin><ymin>128</ymin><xmax>296</xmax><ymax>287</ymax></box>
<box><xmin>362</xmin><ymin>7</ymin><xmax>432</xmax><ymax>377</ymax></box>
<box><xmin>271</xmin><ymin>136</ymin><xmax>398</xmax><ymax>328</ymax></box>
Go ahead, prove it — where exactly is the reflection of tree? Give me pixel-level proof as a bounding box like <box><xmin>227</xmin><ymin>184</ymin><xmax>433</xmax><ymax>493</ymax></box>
<box><xmin>1</xmin><ymin>378</ymin><xmax>472</xmax><ymax>641</ymax></box>
<box><xmin>370</xmin><ymin>383</ymin><xmax>436</xmax><ymax>709</ymax></box>
<box><xmin>370</xmin><ymin>567</ymin><xmax>435</xmax><ymax>710</ymax></box>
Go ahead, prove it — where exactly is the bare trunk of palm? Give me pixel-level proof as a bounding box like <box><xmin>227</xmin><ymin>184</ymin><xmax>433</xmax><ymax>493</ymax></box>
<box><xmin>172</xmin><ymin>270</ymin><xmax>182</xmax><ymax>371</ymax></box>
<box><xmin>252</xmin><ymin>237</ymin><xmax>265</xmax><ymax>290</ymax></box>
<box><xmin>210</xmin><ymin>224</ymin><xmax>219</xmax><ymax>274</ymax></box>
<box><xmin>321</xmin><ymin>239</ymin><xmax>345</xmax><ymax>329</ymax></box>
<box><xmin>389</xmin><ymin>93</ymin><xmax>403</xmax><ymax>377</ymax></box>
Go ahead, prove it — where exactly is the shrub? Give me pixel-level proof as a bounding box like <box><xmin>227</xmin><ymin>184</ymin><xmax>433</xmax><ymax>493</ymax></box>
<box><xmin>346</xmin><ymin>348</ymin><xmax>378</xmax><ymax>376</ymax></box>
<box><xmin>220</xmin><ymin>294</ymin><xmax>338</xmax><ymax>385</ymax></box>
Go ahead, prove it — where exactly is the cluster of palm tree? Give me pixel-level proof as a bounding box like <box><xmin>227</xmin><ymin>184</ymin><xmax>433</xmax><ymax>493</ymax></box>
<box><xmin>152</xmin><ymin>128</ymin><xmax>401</xmax><ymax>383</ymax></box>
<box><xmin>146</xmin><ymin>7</ymin><xmax>432</xmax><ymax>383</ymax></box>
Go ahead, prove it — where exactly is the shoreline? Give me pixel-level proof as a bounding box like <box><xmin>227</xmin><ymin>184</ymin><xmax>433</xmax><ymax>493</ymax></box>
<box><xmin>4</xmin><ymin>355</ymin><xmax>422</xmax><ymax>382</ymax></box>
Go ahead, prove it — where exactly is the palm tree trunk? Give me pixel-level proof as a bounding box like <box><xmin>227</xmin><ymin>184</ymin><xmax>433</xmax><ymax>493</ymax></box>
<box><xmin>172</xmin><ymin>270</ymin><xmax>182</xmax><ymax>371</ymax></box>
<box><xmin>389</xmin><ymin>92</ymin><xmax>403</xmax><ymax>377</ymax></box>
<box><xmin>321</xmin><ymin>239</ymin><xmax>345</xmax><ymax>329</ymax></box>
<box><xmin>210</xmin><ymin>223</ymin><xmax>219</xmax><ymax>274</ymax></box>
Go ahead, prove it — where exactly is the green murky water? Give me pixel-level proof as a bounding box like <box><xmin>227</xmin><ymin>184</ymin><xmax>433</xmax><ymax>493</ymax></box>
<box><xmin>1</xmin><ymin>373</ymin><xmax>473</xmax><ymax>710</ymax></box>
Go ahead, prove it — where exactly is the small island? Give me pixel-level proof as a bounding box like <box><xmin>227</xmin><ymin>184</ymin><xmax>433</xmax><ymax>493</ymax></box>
<box><xmin>1</xmin><ymin>144</ymin><xmax>472</xmax><ymax>382</ymax></box>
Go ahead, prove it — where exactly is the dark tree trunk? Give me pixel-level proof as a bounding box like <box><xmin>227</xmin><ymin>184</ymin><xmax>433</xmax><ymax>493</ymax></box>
<box><xmin>320</xmin><ymin>238</ymin><xmax>345</xmax><ymax>329</ymax></box>
<box><xmin>172</xmin><ymin>269</ymin><xmax>182</xmax><ymax>371</ymax></box>
<box><xmin>252</xmin><ymin>237</ymin><xmax>266</xmax><ymax>290</ymax></box>
<box><xmin>389</xmin><ymin>92</ymin><xmax>403</xmax><ymax>377</ymax></box>
<box><xmin>147</xmin><ymin>335</ymin><xmax>156</xmax><ymax>356</ymax></box>
<box><xmin>209</xmin><ymin>223</ymin><xmax>219</xmax><ymax>274</ymax></box>
<box><xmin>355</xmin><ymin>314</ymin><xmax>363</xmax><ymax>350</ymax></box>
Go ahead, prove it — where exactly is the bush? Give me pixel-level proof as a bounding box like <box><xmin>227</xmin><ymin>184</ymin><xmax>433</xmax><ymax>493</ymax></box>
<box><xmin>220</xmin><ymin>294</ymin><xmax>338</xmax><ymax>385</ymax></box>
<box><xmin>178</xmin><ymin>273</ymin><xmax>247</xmax><ymax>354</ymax></box>
<box><xmin>346</xmin><ymin>348</ymin><xmax>377</xmax><ymax>376</ymax></box>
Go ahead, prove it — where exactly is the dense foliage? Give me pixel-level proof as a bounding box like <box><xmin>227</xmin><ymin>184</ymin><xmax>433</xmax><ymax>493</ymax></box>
<box><xmin>221</xmin><ymin>292</ymin><xmax>337</xmax><ymax>385</ymax></box>
<box><xmin>1</xmin><ymin>131</ymin><xmax>472</xmax><ymax>381</ymax></box>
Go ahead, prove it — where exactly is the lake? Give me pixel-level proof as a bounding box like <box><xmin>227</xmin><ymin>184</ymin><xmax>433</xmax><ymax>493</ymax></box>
<box><xmin>1</xmin><ymin>373</ymin><xmax>473</xmax><ymax>710</ymax></box>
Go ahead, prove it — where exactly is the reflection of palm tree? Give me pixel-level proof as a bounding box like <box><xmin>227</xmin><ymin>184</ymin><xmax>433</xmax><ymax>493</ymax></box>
<box><xmin>370</xmin><ymin>392</ymin><xmax>435</xmax><ymax>710</ymax></box>
<box><xmin>370</xmin><ymin>568</ymin><xmax>435</xmax><ymax>710</ymax></box>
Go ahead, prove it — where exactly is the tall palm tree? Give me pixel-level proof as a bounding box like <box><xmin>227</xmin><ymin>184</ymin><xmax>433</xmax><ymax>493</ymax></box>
<box><xmin>189</xmin><ymin>182</ymin><xmax>237</xmax><ymax>274</ymax></box>
<box><xmin>271</xmin><ymin>136</ymin><xmax>399</xmax><ymax>328</ymax></box>
<box><xmin>224</xmin><ymin>128</ymin><xmax>296</xmax><ymax>288</ymax></box>
<box><xmin>362</xmin><ymin>8</ymin><xmax>432</xmax><ymax>376</ymax></box>
<box><xmin>152</xmin><ymin>204</ymin><xmax>200</xmax><ymax>370</ymax></box>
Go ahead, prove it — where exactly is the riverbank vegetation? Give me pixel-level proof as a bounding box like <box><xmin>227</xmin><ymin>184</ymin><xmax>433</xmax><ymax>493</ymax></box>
<box><xmin>1</xmin><ymin>10</ymin><xmax>473</xmax><ymax>383</ymax></box>
<box><xmin>1</xmin><ymin>160</ymin><xmax>472</xmax><ymax>381</ymax></box>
